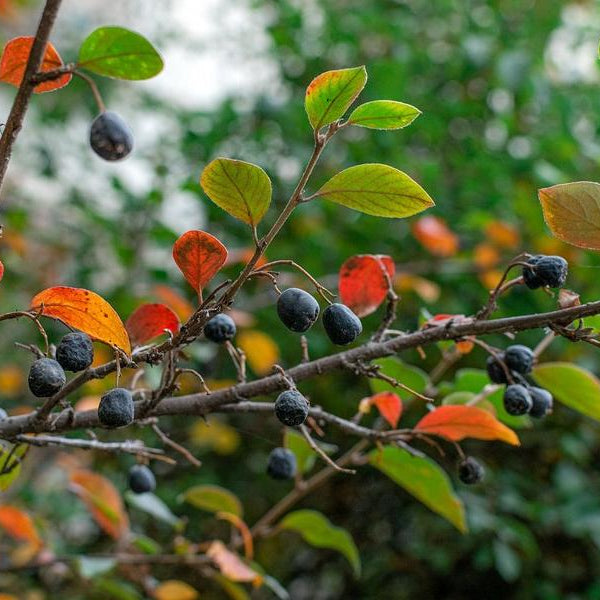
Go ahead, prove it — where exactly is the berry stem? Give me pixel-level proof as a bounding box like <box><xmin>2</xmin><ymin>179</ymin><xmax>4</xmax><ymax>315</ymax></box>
<box><xmin>74</xmin><ymin>70</ymin><xmax>106</xmax><ymax>113</ymax></box>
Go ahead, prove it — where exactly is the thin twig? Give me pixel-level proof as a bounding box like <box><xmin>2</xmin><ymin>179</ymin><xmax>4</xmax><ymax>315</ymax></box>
<box><xmin>299</xmin><ymin>424</ymin><xmax>356</xmax><ymax>474</ymax></box>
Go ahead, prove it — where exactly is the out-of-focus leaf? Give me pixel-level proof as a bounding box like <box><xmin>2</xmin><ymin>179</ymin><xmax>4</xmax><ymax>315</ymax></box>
<box><xmin>180</xmin><ymin>484</ymin><xmax>243</xmax><ymax>518</ymax></box>
<box><xmin>369</xmin><ymin>357</ymin><xmax>429</xmax><ymax>400</ymax></box>
<box><xmin>126</xmin><ymin>303</ymin><xmax>180</xmax><ymax>345</ymax></box>
<box><xmin>153</xmin><ymin>285</ymin><xmax>194</xmax><ymax>321</ymax></box>
<box><xmin>412</xmin><ymin>215</ymin><xmax>459</xmax><ymax>257</ymax></box>
<box><xmin>212</xmin><ymin>574</ymin><xmax>251</xmax><ymax>600</ymax></box>
<box><xmin>237</xmin><ymin>330</ymin><xmax>279</xmax><ymax>375</ymax></box>
<box><xmin>0</xmin><ymin>505</ymin><xmax>41</xmax><ymax>546</ymax></box>
<box><xmin>125</xmin><ymin>491</ymin><xmax>182</xmax><ymax>529</ymax></box>
<box><xmin>76</xmin><ymin>556</ymin><xmax>116</xmax><ymax>578</ymax></box>
<box><xmin>0</xmin><ymin>444</ymin><xmax>27</xmax><ymax>491</ymax></box>
<box><xmin>155</xmin><ymin>580</ymin><xmax>199</xmax><ymax>600</ymax></box>
<box><xmin>347</xmin><ymin>100</ymin><xmax>420</xmax><ymax>130</ymax></box>
<box><xmin>285</xmin><ymin>429</ymin><xmax>337</xmax><ymax>474</ymax></box>
<box><xmin>207</xmin><ymin>540</ymin><xmax>262</xmax><ymax>584</ymax></box>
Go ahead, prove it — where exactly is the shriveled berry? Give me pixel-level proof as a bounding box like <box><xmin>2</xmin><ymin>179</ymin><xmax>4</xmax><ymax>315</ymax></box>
<box><xmin>56</xmin><ymin>332</ymin><xmax>94</xmax><ymax>372</ymax></box>
<box><xmin>204</xmin><ymin>314</ymin><xmax>236</xmax><ymax>343</ymax></box>
<box><xmin>504</xmin><ymin>344</ymin><xmax>534</xmax><ymax>375</ymax></box>
<box><xmin>523</xmin><ymin>255</ymin><xmax>568</xmax><ymax>289</ymax></box>
<box><xmin>267</xmin><ymin>447</ymin><xmax>296</xmax><ymax>480</ymax></box>
<box><xmin>28</xmin><ymin>358</ymin><xmax>66</xmax><ymax>398</ymax></box>
<box><xmin>529</xmin><ymin>387</ymin><xmax>553</xmax><ymax>419</ymax></box>
<box><xmin>322</xmin><ymin>303</ymin><xmax>362</xmax><ymax>345</ymax></box>
<box><xmin>503</xmin><ymin>384</ymin><xmax>532</xmax><ymax>416</ymax></box>
<box><xmin>274</xmin><ymin>389</ymin><xmax>309</xmax><ymax>427</ymax></box>
<box><xmin>128</xmin><ymin>465</ymin><xmax>156</xmax><ymax>494</ymax></box>
<box><xmin>458</xmin><ymin>457</ymin><xmax>485</xmax><ymax>484</ymax></box>
<box><xmin>277</xmin><ymin>288</ymin><xmax>320</xmax><ymax>333</ymax></box>
<box><xmin>98</xmin><ymin>388</ymin><xmax>134</xmax><ymax>428</ymax></box>
<box><xmin>90</xmin><ymin>111</ymin><xmax>133</xmax><ymax>161</ymax></box>
<box><xmin>486</xmin><ymin>354</ymin><xmax>508</xmax><ymax>384</ymax></box>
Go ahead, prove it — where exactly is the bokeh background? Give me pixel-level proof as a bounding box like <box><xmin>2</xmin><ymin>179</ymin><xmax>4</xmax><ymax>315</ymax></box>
<box><xmin>2</xmin><ymin>0</ymin><xmax>600</xmax><ymax>598</ymax></box>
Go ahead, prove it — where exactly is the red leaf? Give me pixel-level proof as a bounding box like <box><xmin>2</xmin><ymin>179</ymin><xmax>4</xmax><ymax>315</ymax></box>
<box><xmin>0</xmin><ymin>37</ymin><xmax>71</xmax><ymax>93</ymax></box>
<box><xmin>0</xmin><ymin>259</ymin><xmax>4</xmax><ymax>282</ymax></box>
<box><xmin>371</xmin><ymin>392</ymin><xmax>402</xmax><ymax>428</ymax></box>
<box><xmin>172</xmin><ymin>230</ymin><xmax>227</xmax><ymax>297</ymax></box>
<box><xmin>0</xmin><ymin>506</ymin><xmax>41</xmax><ymax>546</ymax></box>
<box><xmin>412</xmin><ymin>216</ymin><xmax>459</xmax><ymax>257</ymax></box>
<box><xmin>126</xmin><ymin>303</ymin><xmax>180</xmax><ymax>345</ymax></box>
<box><xmin>339</xmin><ymin>254</ymin><xmax>395</xmax><ymax>318</ymax></box>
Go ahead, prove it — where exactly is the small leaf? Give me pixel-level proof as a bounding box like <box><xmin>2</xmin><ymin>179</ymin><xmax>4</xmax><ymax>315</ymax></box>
<box><xmin>200</xmin><ymin>158</ymin><xmax>272</xmax><ymax>226</ymax></box>
<box><xmin>0</xmin><ymin>36</ymin><xmax>71</xmax><ymax>93</ymax></box>
<box><xmin>125</xmin><ymin>491</ymin><xmax>182</xmax><ymax>529</ymax></box>
<box><xmin>305</xmin><ymin>66</ymin><xmax>367</xmax><ymax>130</ymax></box>
<box><xmin>78</xmin><ymin>26</ymin><xmax>163</xmax><ymax>80</ymax></box>
<box><xmin>0</xmin><ymin>444</ymin><xmax>27</xmax><ymax>492</ymax></box>
<box><xmin>369</xmin><ymin>446</ymin><xmax>466</xmax><ymax>532</ymax></box>
<box><xmin>30</xmin><ymin>287</ymin><xmax>131</xmax><ymax>355</ymax></box>
<box><xmin>77</xmin><ymin>556</ymin><xmax>117</xmax><ymax>579</ymax></box>
<box><xmin>155</xmin><ymin>580</ymin><xmax>199</xmax><ymax>600</ymax></box>
<box><xmin>364</xmin><ymin>391</ymin><xmax>403</xmax><ymax>428</ymax></box>
<box><xmin>126</xmin><ymin>303</ymin><xmax>180</xmax><ymax>345</ymax></box>
<box><xmin>180</xmin><ymin>484</ymin><xmax>243</xmax><ymax>517</ymax></box>
<box><xmin>347</xmin><ymin>100</ymin><xmax>421</xmax><ymax>130</ymax></box>
<box><xmin>237</xmin><ymin>330</ymin><xmax>279</xmax><ymax>376</ymax></box>
<box><xmin>314</xmin><ymin>163</ymin><xmax>434</xmax><ymax>218</ymax></box>
<box><xmin>172</xmin><ymin>230</ymin><xmax>228</xmax><ymax>296</ymax></box>
<box><xmin>279</xmin><ymin>510</ymin><xmax>361</xmax><ymax>577</ymax></box>
<box><xmin>0</xmin><ymin>506</ymin><xmax>41</xmax><ymax>546</ymax></box>
<box><xmin>412</xmin><ymin>216</ymin><xmax>459</xmax><ymax>257</ymax></box>
<box><xmin>338</xmin><ymin>254</ymin><xmax>395</xmax><ymax>317</ymax></box>
<box><xmin>207</xmin><ymin>540</ymin><xmax>262</xmax><ymax>584</ymax></box>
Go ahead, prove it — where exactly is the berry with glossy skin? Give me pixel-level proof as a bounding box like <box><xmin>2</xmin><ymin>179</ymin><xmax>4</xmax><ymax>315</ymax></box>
<box><xmin>529</xmin><ymin>387</ymin><xmax>553</xmax><ymax>419</ymax></box>
<box><xmin>277</xmin><ymin>288</ymin><xmax>320</xmax><ymax>333</ymax></box>
<box><xmin>98</xmin><ymin>388</ymin><xmax>134</xmax><ymax>428</ymax></box>
<box><xmin>322</xmin><ymin>303</ymin><xmax>362</xmax><ymax>345</ymax></box>
<box><xmin>486</xmin><ymin>354</ymin><xmax>508</xmax><ymax>384</ymax></box>
<box><xmin>522</xmin><ymin>255</ymin><xmax>568</xmax><ymax>289</ymax></box>
<box><xmin>267</xmin><ymin>447</ymin><xmax>296</xmax><ymax>480</ymax></box>
<box><xmin>204</xmin><ymin>314</ymin><xmax>236</xmax><ymax>343</ymax></box>
<box><xmin>274</xmin><ymin>389</ymin><xmax>309</xmax><ymax>427</ymax></box>
<box><xmin>503</xmin><ymin>384</ymin><xmax>533</xmax><ymax>416</ymax></box>
<box><xmin>56</xmin><ymin>332</ymin><xmax>94</xmax><ymax>372</ymax></box>
<box><xmin>128</xmin><ymin>465</ymin><xmax>156</xmax><ymax>494</ymax></box>
<box><xmin>28</xmin><ymin>358</ymin><xmax>66</xmax><ymax>398</ymax></box>
<box><xmin>90</xmin><ymin>111</ymin><xmax>133</xmax><ymax>161</ymax></box>
<box><xmin>504</xmin><ymin>344</ymin><xmax>534</xmax><ymax>375</ymax></box>
<box><xmin>458</xmin><ymin>457</ymin><xmax>485</xmax><ymax>485</ymax></box>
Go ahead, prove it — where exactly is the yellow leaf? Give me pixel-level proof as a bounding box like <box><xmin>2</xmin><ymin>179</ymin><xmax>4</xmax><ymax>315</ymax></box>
<box><xmin>155</xmin><ymin>580</ymin><xmax>199</xmax><ymax>600</ymax></box>
<box><xmin>189</xmin><ymin>418</ymin><xmax>240</xmax><ymax>455</ymax></box>
<box><xmin>237</xmin><ymin>330</ymin><xmax>279</xmax><ymax>376</ymax></box>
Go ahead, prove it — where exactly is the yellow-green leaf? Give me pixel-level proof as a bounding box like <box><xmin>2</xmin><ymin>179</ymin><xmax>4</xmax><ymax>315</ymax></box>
<box><xmin>314</xmin><ymin>163</ymin><xmax>434</xmax><ymax>218</ymax></box>
<box><xmin>347</xmin><ymin>100</ymin><xmax>421</xmax><ymax>130</ymax></box>
<box><xmin>305</xmin><ymin>66</ymin><xmax>367</xmax><ymax>130</ymax></box>
<box><xmin>200</xmin><ymin>158</ymin><xmax>272</xmax><ymax>226</ymax></box>
<box><xmin>180</xmin><ymin>484</ymin><xmax>243</xmax><ymax>517</ymax></box>
<box><xmin>0</xmin><ymin>444</ymin><xmax>27</xmax><ymax>492</ymax></box>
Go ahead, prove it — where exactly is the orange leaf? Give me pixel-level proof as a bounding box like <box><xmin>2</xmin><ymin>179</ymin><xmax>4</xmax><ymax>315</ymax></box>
<box><xmin>485</xmin><ymin>220</ymin><xmax>520</xmax><ymax>249</ymax></box>
<box><xmin>339</xmin><ymin>254</ymin><xmax>395</xmax><ymax>318</ymax></box>
<box><xmin>126</xmin><ymin>303</ymin><xmax>180</xmax><ymax>345</ymax></box>
<box><xmin>370</xmin><ymin>391</ymin><xmax>402</xmax><ymax>428</ymax></box>
<box><xmin>415</xmin><ymin>405</ymin><xmax>519</xmax><ymax>445</ymax></box>
<box><xmin>30</xmin><ymin>286</ymin><xmax>131</xmax><ymax>355</ymax></box>
<box><xmin>207</xmin><ymin>540</ymin><xmax>262</xmax><ymax>584</ymax></box>
<box><xmin>0</xmin><ymin>37</ymin><xmax>71</xmax><ymax>93</ymax></box>
<box><xmin>0</xmin><ymin>506</ymin><xmax>41</xmax><ymax>546</ymax></box>
<box><xmin>412</xmin><ymin>216</ymin><xmax>459</xmax><ymax>257</ymax></box>
<box><xmin>155</xmin><ymin>580</ymin><xmax>199</xmax><ymax>600</ymax></box>
<box><xmin>153</xmin><ymin>285</ymin><xmax>194</xmax><ymax>321</ymax></box>
<box><xmin>69</xmin><ymin>469</ymin><xmax>129</xmax><ymax>539</ymax></box>
<box><xmin>173</xmin><ymin>230</ymin><xmax>228</xmax><ymax>297</ymax></box>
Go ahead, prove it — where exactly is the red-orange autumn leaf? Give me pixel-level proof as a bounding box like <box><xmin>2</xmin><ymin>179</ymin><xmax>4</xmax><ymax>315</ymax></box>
<box><xmin>207</xmin><ymin>540</ymin><xmax>262</xmax><ymax>584</ymax></box>
<box><xmin>173</xmin><ymin>230</ymin><xmax>228</xmax><ymax>297</ymax></box>
<box><xmin>69</xmin><ymin>469</ymin><xmax>130</xmax><ymax>539</ymax></box>
<box><xmin>415</xmin><ymin>405</ymin><xmax>519</xmax><ymax>445</ymax></box>
<box><xmin>0</xmin><ymin>506</ymin><xmax>41</xmax><ymax>546</ymax></box>
<box><xmin>412</xmin><ymin>216</ymin><xmax>459</xmax><ymax>257</ymax></box>
<box><xmin>0</xmin><ymin>37</ymin><xmax>71</xmax><ymax>93</ymax></box>
<box><xmin>126</xmin><ymin>303</ymin><xmax>180</xmax><ymax>345</ymax></box>
<box><xmin>339</xmin><ymin>254</ymin><xmax>395</xmax><ymax>318</ymax></box>
<box><xmin>370</xmin><ymin>391</ymin><xmax>403</xmax><ymax>428</ymax></box>
<box><xmin>30</xmin><ymin>287</ymin><xmax>131</xmax><ymax>355</ymax></box>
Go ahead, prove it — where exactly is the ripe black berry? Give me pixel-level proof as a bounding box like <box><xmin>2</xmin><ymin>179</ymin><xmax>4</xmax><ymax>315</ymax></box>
<box><xmin>458</xmin><ymin>457</ymin><xmax>485</xmax><ymax>485</ymax></box>
<box><xmin>204</xmin><ymin>314</ymin><xmax>236</xmax><ymax>343</ymax></box>
<box><xmin>267</xmin><ymin>447</ymin><xmax>296</xmax><ymax>480</ymax></box>
<box><xmin>274</xmin><ymin>390</ymin><xmax>309</xmax><ymax>427</ymax></box>
<box><xmin>28</xmin><ymin>358</ymin><xmax>66</xmax><ymax>398</ymax></box>
<box><xmin>529</xmin><ymin>387</ymin><xmax>553</xmax><ymax>418</ymax></box>
<box><xmin>90</xmin><ymin>111</ymin><xmax>133</xmax><ymax>161</ymax></box>
<box><xmin>504</xmin><ymin>344</ymin><xmax>534</xmax><ymax>375</ymax></box>
<box><xmin>503</xmin><ymin>384</ymin><xmax>533</xmax><ymax>416</ymax></box>
<box><xmin>128</xmin><ymin>465</ymin><xmax>156</xmax><ymax>494</ymax></box>
<box><xmin>522</xmin><ymin>255</ymin><xmax>568</xmax><ymax>289</ymax></box>
<box><xmin>98</xmin><ymin>387</ymin><xmax>134</xmax><ymax>428</ymax></box>
<box><xmin>322</xmin><ymin>303</ymin><xmax>362</xmax><ymax>345</ymax></box>
<box><xmin>486</xmin><ymin>354</ymin><xmax>508</xmax><ymax>384</ymax></box>
<box><xmin>277</xmin><ymin>288</ymin><xmax>320</xmax><ymax>333</ymax></box>
<box><xmin>56</xmin><ymin>332</ymin><xmax>94</xmax><ymax>372</ymax></box>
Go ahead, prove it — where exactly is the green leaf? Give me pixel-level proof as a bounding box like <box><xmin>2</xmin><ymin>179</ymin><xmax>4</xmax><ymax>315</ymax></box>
<box><xmin>369</xmin><ymin>357</ymin><xmax>429</xmax><ymax>400</ymax></box>
<box><xmin>305</xmin><ymin>66</ymin><xmax>367</xmax><ymax>130</ymax></box>
<box><xmin>347</xmin><ymin>100</ymin><xmax>421</xmax><ymax>130</ymax></box>
<box><xmin>313</xmin><ymin>163</ymin><xmax>434</xmax><ymax>218</ymax></box>
<box><xmin>279</xmin><ymin>509</ymin><xmax>361</xmax><ymax>576</ymax></box>
<box><xmin>180</xmin><ymin>484</ymin><xmax>243</xmax><ymax>517</ymax></box>
<box><xmin>200</xmin><ymin>158</ymin><xmax>272</xmax><ymax>227</ymax></box>
<box><xmin>131</xmin><ymin>534</ymin><xmax>161</xmax><ymax>555</ymax></box>
<box><xmin>369</xmin><ymin>446</ymin><xmax>466</xmax><ymax>532</ymax></box>
<box><xmin>533</xmin><ymin>362</ymin><xmax>600</xmax><ymax>421</ymax></box>
<box><xmin>77</xmin><ymin>556</ymin><xmax>117</xmax><ymax>579</ymax></box>
<box><xmin>285</xmin><ymin>429</ymin><xmax>337</xmax><ymax>474</ymax></box>
<box><xmin>78</xmin><ymin>26</ymin><xmax>163</xmax><ymax>80</ymax></box>
<box><xmin>125</xmin><ymin>491</ymin><xmax>182</xmax><ymax>529</ymax></box>
<box><xmin>0</xmin><ymin>444</ymin><xmax>27</xmax><ymax>492</ymax></box>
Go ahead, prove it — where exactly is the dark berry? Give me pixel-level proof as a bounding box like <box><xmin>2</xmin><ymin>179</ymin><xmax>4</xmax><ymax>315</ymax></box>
<box><xmin>529</xmin><ymin>387</ymin><xmax>553</xmax><ymax>419</ymax></box>
<box><xmin>56</xmin><ymin>332</ymin><xmax>94</xmax><ymax>372</ymax></box>
<box><xmin>522</xmin><ymin>255</ymin><xmax>568</xmax><ymax>289</ymax></box>
<box><xmin>504</xmin><ymin>344</ymin><xmax>534</xmax><ymax>375</ymax></box>
<box><xmin>90</xmin><ymin>111</ymin><xmax>133</xmax><ymax>161</ymax></box>
<box><xmin>28</xmin><ymin>358</ymin><xmax>66</xmax><ymax>398</ymax></box>
<box><xmin>486</xmin><ymin>354</ymin><xmax>508</xmax><ymax>384</ymax></box>
<box><xmin>128</xmin><ymin>464</ymin><xmax>156</xmax><ymax>494</ymax></box>
<box><xmin>274</xmin><ymin>389</ymin><xmax>309</xmax><ymax>427</ymax></box>
<box><xmin>204</xmin><ymin>314</ymin><xmax>236</xmax><ymax>343</ymax></box>
<box><xmin>277</xmin><ymin>288</ymin><xmax>320</xmax><ymax>333</ymax></box>
<box><xmin>98</xmin><ymin>388</ymin><xmax>134</xmax><ymax>428</ymax></box>
<box><xmin>0</xmin><ymin>408</ymin><xmax>7</xmax><ymax>420</ymax></box>
<box><xmin>458</xmin><ymin>457</ymin><xmax>485</xmax><ymax>484</ymax></box>
<box><xmin>267</xmin><ymin>447</ymin><xmax>296</xmax><ymax>480</ymax></box>
<box><xmin>322</xmin><ymin>303</ymin><xmax>362</xmax><ymax>345</ymax></box>
<box><xmin>503</xmin><ymin>384</ymin><xmax>533</xmax><ymax>416</ymax></box>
